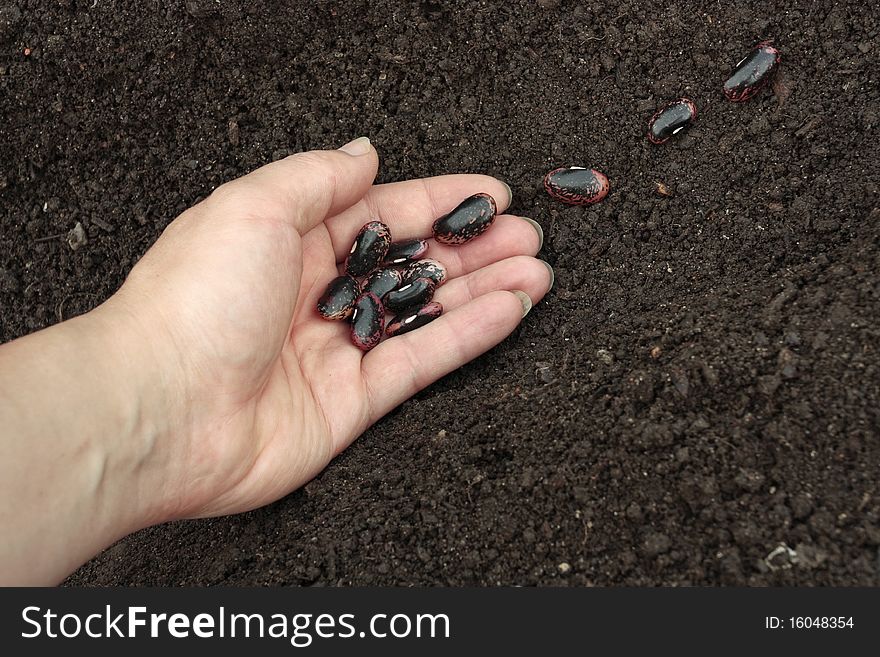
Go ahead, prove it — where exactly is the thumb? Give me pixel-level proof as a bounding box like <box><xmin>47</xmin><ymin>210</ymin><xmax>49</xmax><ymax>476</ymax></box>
<box><xmin>210</xmin><ymin>137</ymin><xmax>379</xmax><ymax>234</ymax></box>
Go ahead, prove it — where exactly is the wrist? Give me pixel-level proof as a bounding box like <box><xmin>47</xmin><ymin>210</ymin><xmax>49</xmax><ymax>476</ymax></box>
<box><xmin>0</xmin><ymin>299</ymin><xmax>183</xmax><ymax>583</ymax></box>
<box><xmin>82</xmin><ymin>297</ymin><xmax>188</xmax><ymax>528</ymax></box>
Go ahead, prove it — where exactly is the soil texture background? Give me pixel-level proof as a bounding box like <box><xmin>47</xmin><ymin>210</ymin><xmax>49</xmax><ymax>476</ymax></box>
<box><xmin>1</xmin><ymin>0</ymin><xmax>879</xmax><ymax>585</ymax></box>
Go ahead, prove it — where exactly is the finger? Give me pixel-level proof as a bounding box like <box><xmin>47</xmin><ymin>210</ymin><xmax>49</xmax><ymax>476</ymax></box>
<box><xmin>360</xmin><ymin>290</ymin><xmax>530</xmax><ymax>426</ymax></box>
<box><xmin>207</xmin><ymin>137</ymin><xmax>379</xmax><ymax>234</ymax></box>
<box><xmin>433</xmin><ymin>256</ymin><xmax>553</xmax><ymax>311</ymax></box>
<box><xmin>325</xmin><ymin>174</ymin><xmax>512</xmax><ymax>261</ymax></box>
<box><xmin>421</xmin><ymin>215</ymin><xmax>543</xmax><ymax>278</ymax></box>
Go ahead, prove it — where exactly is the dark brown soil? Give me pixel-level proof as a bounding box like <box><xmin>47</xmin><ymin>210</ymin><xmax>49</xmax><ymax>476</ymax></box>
<box><xmin>2</xmin><ymin>1</ymin><xmax>878</xmax><ymax>585</ymax></box>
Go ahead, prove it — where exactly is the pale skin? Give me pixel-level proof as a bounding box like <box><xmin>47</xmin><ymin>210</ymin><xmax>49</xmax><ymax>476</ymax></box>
<box><xmin>0</xmin><ymin>138</ymin><xmax>552</xmax><ymax>585</ymax></box>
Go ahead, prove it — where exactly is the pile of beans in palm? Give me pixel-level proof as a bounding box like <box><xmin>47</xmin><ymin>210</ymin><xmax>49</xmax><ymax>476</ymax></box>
<box><xmin>316</xmin><ymin>192</ymin><xmax>497</xmax><ymax>351</ymax></box>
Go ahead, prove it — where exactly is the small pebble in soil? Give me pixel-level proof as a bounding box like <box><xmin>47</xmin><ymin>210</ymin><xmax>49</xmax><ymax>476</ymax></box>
<box><xmin>385</xmin><ymin>277</ymin><xmax>436</xmax><ymax>311</ymax></box>
<box><xmin>350</xmin><ymin>292</ymin><xmax>384</xmax><ymax>351</ymax></box>
<box><xmin>647</xmin><ymin>98</ymin><xmax>698</xmax><ymax>144</ymax></box>
<box><xmin>401</xmin><ymin>258</ymin><xmax>447</xmax><ymax>287</ymax></box>
<box><xmin>723</xmin><ymin>41</ymin><xmax>781</xmax><ymax>102</ymax></box>
<box><xmin>386</xmin><ymin>301</ymin><xmax>443</xmax><ymax>337</ymax></box>
<box><xmin>361</xmin><ymin>267</ymin><xmax>402</xmax><ymax>300</ymax></box>
<box><xmin>383</xmin><ymin>238</ymin><xmax>428</xmax><ymax>265</ymax></box>
<box><xmin>432</xmin><ymin>193</ymin><xmax>497</xmax><ymax>244</ymax></box>
<box><xmin>345</xmin><ymin>220</ymin><xmax>391</xmax><ymax>277</ymax></box>
<box><xmin>67</xmin><ymin>221</ymin><xmax>87</xmax><ymax>251</ymax></box>
<box><xmin>543</xmin><ymin>167</ymin><xmax>609</xmax><ymax>206</ymax></box>
<box><xmin>316</xmin><ymin>275</ymin><xmax>360</xmax><ymax>320</ymax></box>
<box><xmin>596</xmin><ymin>349</ymin><xmax>615</xmax><ymax>365</ymax></box>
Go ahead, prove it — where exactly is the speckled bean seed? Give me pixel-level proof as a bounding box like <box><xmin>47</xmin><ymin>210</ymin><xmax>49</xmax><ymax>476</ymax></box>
<box><xmin>386</xmin><ymin>302</ymin><xmax>443</xmax><ymax>337</ymax></box>
<box><xmin>385</xmin><ymin>277</ymin><xmax>436</xmax><ymax>311</ymax></box>
<box><xmin>349</xmin><ymin>292</ymin><xmax>385</xmax><ymax>352</ymax></box>
<box><xmin>723</xmin><ymin>41</ymin><xmax>781</xmax><ymax>102</ymax></box>
<box><xmin>345</xmin><ymin>221</ymin><xmax>391</xmax><ymax>277</ymax></box>
<box><xmin>316</xmin><ymin>275</ymin><xmax>360</xmax><ymax>321</ymax></box>
<box><xmin>362</xmin><ymin>267</ymin><xmax>403</xmax><ymax>300</ymax></box>
<box><xmin>543</xmin><ymin>167</ymin><xmax>609</xmax><ymax>206</ymax></box>
<box><xmin>432</xmin><ymin>193</ymin><xmax>497</xmax><ymax>245</ymax></box>
<box><xmin>401</xmin><ymin>259</ymin><xmax>447</xmax><ymax>287</ymax></box>
<box><xmin>383</xmin><ymin>239</ymin><xmax>429</xmax><ymax>265</ymax></box>
<box><xmin>647</xmin><ymin>98</ymin><xmax>698</xmax><ymax>145</ymax></box>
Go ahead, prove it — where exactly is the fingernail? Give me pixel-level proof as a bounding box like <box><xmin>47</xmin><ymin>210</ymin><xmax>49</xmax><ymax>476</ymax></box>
<box><xmin>521</xmin><ymin>217</ymin><xmax>544</xmax><ymax>250</ymax></box>
<box><xmin>338</xmin><ymin>136</ymin><xmax>372</xmax><ymax>156</ymax></box>
<box><xmin>501</xmin><ymin>181</ymin><xmax>514</xmax><ymax>206</ymax></box>
<box><xmin>511</xmin><ymin>290</ymin><xmax>532</xmax><ymax>318</ymax></box>
<box><xmin>540</xmin><ymin>259</ymin><xmax>555</xmax><ymax>289</ymax></box>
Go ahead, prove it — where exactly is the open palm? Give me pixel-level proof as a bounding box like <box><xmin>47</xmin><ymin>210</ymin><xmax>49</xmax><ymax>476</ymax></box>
<box><xmin>116</xmin><ymin>140</ymin><xmax>551</xmax><ymax>520</ymax></box>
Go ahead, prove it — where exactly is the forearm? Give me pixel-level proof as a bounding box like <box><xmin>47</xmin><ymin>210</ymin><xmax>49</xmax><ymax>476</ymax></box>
<box><xmin>0</xmin><ymin>303</ymin><xmax>172</xmax><ymax>585</ymax></box>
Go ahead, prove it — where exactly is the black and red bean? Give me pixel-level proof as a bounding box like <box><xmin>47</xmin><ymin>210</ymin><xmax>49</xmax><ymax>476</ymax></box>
<box><xmin>316</xmin><ymin>275</ymin><xmax>360</xmax><ymax>321</ymax></box>
<box><xmin>723</xmin><ymin>41</ymin><xmax>781</xmax><ymax>102</ymax></box>
<box><xmin>543</xmin><ymin>167</ymin><xmax>609</xmax><ymax>206</ymax></box>
<box><xmin>362</xmin><ymin>267</ymin><xmax>403</xmax><ymax>300</ymax></box>
<box><xmin>386</xmin><ymin>302</ymin><xmax>443</xmax><ymax>338</ymax></box>
<box><xmin>385</xmin><ymin>277</ymin><xmax>435</xmax><ymax>312</ymax></box>
<box><xmin>383</xmin><ymin>239</ymin><xmax>429</xmax><ymax>265</ymax></box>
<box><xmin>432</xmin><ymin>193</ymin><xmax>497</xmax><ymax>245</ymax></box>
<box><xmin>344</xmin><ymin>220</ymin><xmax>391</xmax><ymax>277</ymax></box>
<box><xmin>647</xmin><ymin>97</ymin><xmax>698</xmax><ymax>145</ymax></box>
<box><xmin>402</xmin><ymin>259</ymin><xmax>447</xmax><ymax>287</ymax></box>
<box><xmin>349</xmin><ymin>292</ymin><xmax>385</xmax><ymax>352</ymax></box>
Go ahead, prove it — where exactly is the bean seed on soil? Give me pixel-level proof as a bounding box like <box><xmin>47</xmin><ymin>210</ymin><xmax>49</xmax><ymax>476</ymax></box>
<box><xmin>432</xmin><ymin>193</ymin><xmax>497</xmax><ymax>245</ymax></box>
<box><xmin>344</xmin><ymin>220</ymin><xmax>391</xmax><ymax>277</ymax></box>
<box><xmin>647</xmin><ymin>97</ymin><xmax>698</xmax><ymax>144</ymax></box>
<box><xmin>361</xmin><ymin>267</ymin><xmax>403</xmax><ymax>300</ymax></box>
<box><xmin>402</xmin><ymin>258</ymin><xmax>447</xmax><ymax>287</ymax></box>
<box><xmin>349</xmin><ymin>291</ymin><xmax>384</xmax><ymax>351</ymax></box>
<box><xmin>723</xmin><ymin>41</ymin><xmax>781</xmax><ymax>102</ymax></box>
<box><xmin>386</xmin><ymin>302</ymin><xmax>443</xmax><ymax>337</ymax></box>
<box><xmin>383</xmin><ymin>238</ymin><xmax>429</xmax><ymax>265</ymax></box>
<box><xmin>316</xmin><ymin>275</ymin><xmax>360</xmax><ymax>320</ymax></box>
<box><xmin>543</xmin><ymin>167</ymin><xmax>609</xmax><ymax>205</ymax></box>
<box><xmin>385</xmin><ymin>276</ymin><xmax>436</xmax><ymax>311</ymax></box>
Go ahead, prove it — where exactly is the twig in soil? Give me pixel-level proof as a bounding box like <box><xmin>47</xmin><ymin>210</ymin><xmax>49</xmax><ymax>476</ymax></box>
<box><xmin>714</xmin><ymin>436</ymin><xmax>737</xmax><ymax>451</ymax></box>
<box><xmin>90</xmin><ymin>215</ymin><xmax>114</xmax><ymax>232</ymax></box>
<box><xmin>377</xmin><ymin>52</ymin><xmax>409</xmax><ymax>64</ymax></box>
<box><xmin>56</xmin><ymin>292</ymin><xmax>99</xmax><ymax>323</ymax></box>
<box><xmin>33</xmin><ymin>233</ymin><xmax>65</xmax><ymax>243</ymax></box>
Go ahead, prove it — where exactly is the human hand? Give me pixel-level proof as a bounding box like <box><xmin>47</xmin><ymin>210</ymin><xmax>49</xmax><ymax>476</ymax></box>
<box><xmin>106</xmin><ymin>138</ymin><xmax>552</xmax><ymax>522</ymax></box>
